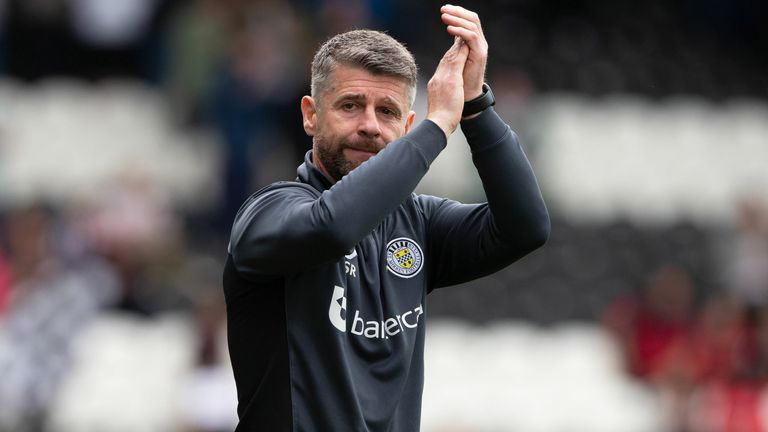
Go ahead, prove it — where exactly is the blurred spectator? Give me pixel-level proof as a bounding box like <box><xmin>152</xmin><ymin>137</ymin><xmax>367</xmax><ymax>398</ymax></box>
<box><xmin>721</xmin><ymin>198</ymin><xmax>768</xmax><ymax>308</ymax></box>
<box><xmin>164</xmin><ymin>0</ymin><xmax>231</xmax><ymax>125</ymax></box>
<box><xmin>82</xmin><ymin>171</ymin><xmax>183</xmax><ymax>315</ymax></box>
<box><xmin>604</xmin><ymin>264</ymin><xmax>698</xmax><ymax>381</ymax></box>
<box><xmin>603</xmin><ymin>264</ymin><xmax>699</xmax><ymax>431</ymax></box>
<box><xmin>68</xmin><ymin>0</ymin><xmax>161</xmax><ymax>80</ymax></box>
<box><xmin>0</xmin><ymin>204</ymin><xmax>119</xmax><ymax>431</ymax></box>
<box><xmin>690</xmin><ymin>296</ymin><xmax>750</xmax><ymax>383</ymax></box>
<box><xmin>683</xmin><ymin>296</ymin><xmax>768</xmax><ymax>432</ymax></box>
<box><xmin>2</xmin><ymin>205</ymin><xmax>56</xmax><ymax>306</ymax></box>
<box><xmin>603</xmin><ymin>259</ymin><xmax>768</xmax><ymax>432</ymax></box>
<box><xmin>726</xmin><ymin>305</ymin><xmax>768</xmax><ymax>384</ymax></box>
<box><xmin>0</xmin><ymin>247</ymin><xmax>11</xmax><ymax>316</ymax></box>
<box><xmin>687</xmin><ymin>379</ymin><xmax>767</xmax><ymax>432</ymax></box>
<box><xmin>174</xmin><ymin>252</ymin><xmax>236</xmax><ymax>432</ymax></box>
<box><xmin>210</xmin><ymin>0</ymin><xmax>309</xmax><ymax>228</ymax></box>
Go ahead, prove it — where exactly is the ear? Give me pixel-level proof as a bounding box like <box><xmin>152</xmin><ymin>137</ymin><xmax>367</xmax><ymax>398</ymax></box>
<box><xmin>301</xmin><ymin>96</ymin><xmax>318</xmax><ymax>136</ymax></box>
<box><xmin>404</xmin><ymin>110</ymin><xmax>416</xmax><ymax>134</ymax></box>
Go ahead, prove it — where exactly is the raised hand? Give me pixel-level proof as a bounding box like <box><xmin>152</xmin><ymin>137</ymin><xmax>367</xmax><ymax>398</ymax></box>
<box><xmin>440</xmin><ymin>4</ymin><xmax>488</xmax><ymax>101</ymax></box>
<box><xmin>426</xmin><ymin>36</ymin><xmax>470</xmax><ymax>138</ymax></box>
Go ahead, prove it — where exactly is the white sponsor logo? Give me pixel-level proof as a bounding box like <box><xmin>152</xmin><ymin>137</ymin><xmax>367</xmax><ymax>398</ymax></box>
<box><xmin>350</xmin><ymin>305</ymin><xmax>423</xmax><ymax>339</ymax></box>
<box><xmin>385</xmin><ymin>237</ymin><xmax>423</xmax><ymax>278</ymax></box>
<box><xmin>328</xmin><ymin>285</ymin><xmax>423</xmax><ymax>339</ymax></box>
<box><xmin>328</xmin><ymin>285</ymin><xmax>347</xmax><ymax>332</ymax></box>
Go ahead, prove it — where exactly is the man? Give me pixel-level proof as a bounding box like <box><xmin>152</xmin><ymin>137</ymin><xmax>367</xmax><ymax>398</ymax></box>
<box><xmin>224</xmin><ymin>5</ymin><xmax>549</xmax><ymax>431</ymax></box>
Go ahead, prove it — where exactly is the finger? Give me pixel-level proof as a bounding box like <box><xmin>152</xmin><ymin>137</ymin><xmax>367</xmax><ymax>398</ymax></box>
<box><xmin>440</xmin><ymin>13</ymin><xmax>481</xmax><ymax>35</ymax></box>
<box><xmin>440</xmin><ymin>7</ymin><xmax>486</xmax><ymax>54</ymax></box>
<box><xmin>446</xmin><ymin>26</ymin><xmax>487</xmax><ymax>55</ymax></box>
<box><xmin>440</xmin><ymin>4</ymin><xmax>482</xmax><ymax>28</ymax></box>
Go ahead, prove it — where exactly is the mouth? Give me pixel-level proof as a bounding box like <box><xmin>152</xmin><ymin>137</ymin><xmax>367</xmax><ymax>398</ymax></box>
<box><xmin>344</xmin><ymin>147</ymin><xmax>379</xmax><ymax>162</ymax></box>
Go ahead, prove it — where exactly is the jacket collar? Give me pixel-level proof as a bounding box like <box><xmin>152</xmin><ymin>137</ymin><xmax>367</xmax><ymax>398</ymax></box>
<box><xmin>296</xmin><ymin>150</ymin><xmax>334</xmax><ymax>192</ymax></box>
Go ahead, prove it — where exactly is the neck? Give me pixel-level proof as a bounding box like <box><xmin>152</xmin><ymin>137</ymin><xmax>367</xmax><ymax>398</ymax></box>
<box><xmin>311</xmin><ymin>147</ymin><xmax>338</xmax><ymax>184</ymax></box>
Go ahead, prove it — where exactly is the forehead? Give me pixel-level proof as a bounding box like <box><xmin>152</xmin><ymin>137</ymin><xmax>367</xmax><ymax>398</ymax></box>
<box><xmin>326</xmin><ymin>65</ymin><xmax>410</xmax><ymax>106</ymax></box>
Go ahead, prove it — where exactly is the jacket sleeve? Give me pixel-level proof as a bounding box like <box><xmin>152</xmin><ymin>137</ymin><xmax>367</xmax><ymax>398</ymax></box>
<box><xmin>229</xmin><ymin>120</ymin><xmax>447</xmax><ymax>277</ymax></box>
<box><xmin>425</xmin><ymin>107</ymin><xmax>550</xmax><ymax>289</ymax></box>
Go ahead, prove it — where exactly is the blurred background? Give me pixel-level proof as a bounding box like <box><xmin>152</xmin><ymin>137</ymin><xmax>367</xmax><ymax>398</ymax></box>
<box><xmin>0</xmin><ymin>0</ymin><xmax>766</xmax><ymax>431</ymax></box>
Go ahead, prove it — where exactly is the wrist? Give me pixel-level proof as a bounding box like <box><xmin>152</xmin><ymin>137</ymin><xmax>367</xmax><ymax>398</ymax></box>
<box><xmin>464</xmin><ymin>87</ymin><xmax>484</xmax><ymax>101</ymax></box>
<box><xmin>462</xmin><ymin>83</ymin><xmax>495</xmax><ymax>118</ymax></box>
<box><xmin>425</xmin><ymin>115</ymin><xmax>455</xmax><ymax>139</ymax></box>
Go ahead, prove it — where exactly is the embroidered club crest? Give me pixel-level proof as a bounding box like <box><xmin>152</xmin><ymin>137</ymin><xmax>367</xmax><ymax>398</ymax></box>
<box><xmin>386</xmin><ymin>237</ymin><xmax>423</xmax><ymax>278</ymax></box>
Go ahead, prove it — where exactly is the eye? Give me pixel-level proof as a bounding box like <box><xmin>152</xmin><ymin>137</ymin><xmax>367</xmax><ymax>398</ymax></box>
<box><xmin>342</xmin><ymin>102</ymin><xmax>356</xmax><ymax>111</ymax></box>
<box><xmin>379</xmin><ymin>107</ymin><xmax>398</xmax><ymax>118</ymax></box>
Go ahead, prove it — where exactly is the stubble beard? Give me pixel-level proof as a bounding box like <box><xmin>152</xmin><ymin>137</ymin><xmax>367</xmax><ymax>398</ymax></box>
<box><xmin>314</xmin><ymin>134</ymin><xmax>358</xmax><ymax>183</ymax></box>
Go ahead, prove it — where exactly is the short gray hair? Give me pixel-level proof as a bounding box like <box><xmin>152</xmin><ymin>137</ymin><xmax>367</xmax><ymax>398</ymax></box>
<box><xmin>311</xmin><ymin>30</ymin><xmax>418</xmax><ymax>107</ymax></box>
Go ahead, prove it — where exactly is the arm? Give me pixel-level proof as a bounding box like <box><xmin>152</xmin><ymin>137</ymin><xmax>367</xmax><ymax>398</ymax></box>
<box><xmin>425</xmin><ymin>107</ymin><xmax>550</xmax><ymax>288</ymax></box>
<box><xmin>229</xmin><ymin>121</ymin><xmax>446</xmax><ymax>277</ymax></box>
<box><xmin>421</xmin><ymin>5</ymin><xmax>548</xmax><ymax>289</ymax></box>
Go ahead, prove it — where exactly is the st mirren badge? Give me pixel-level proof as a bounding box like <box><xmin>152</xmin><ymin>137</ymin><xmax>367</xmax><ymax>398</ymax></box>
<box><xmin>385</xmin><ymin>237</ymin><xmax>423</xmax><ymax>278</ymax></box>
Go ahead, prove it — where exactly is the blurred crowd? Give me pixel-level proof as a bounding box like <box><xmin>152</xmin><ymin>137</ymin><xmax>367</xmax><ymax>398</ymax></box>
<box><xmin>2</xmin><ymin>0</ymin><xmax>387</xmax><ymax>229</ymax></box>
<box><xmin>0</xmin><ymin>0</ymin><xmax>767</xmax><ymax>431</ymax></box>
<box><xmin>2</xmin><ymin>0</ymin><xmax>765</xmax><ymax>225</ymax></box>
<box><xmin>601</xmin><ymin>199</ymin><xmax>768</xmax><ymax>432</ymax></box>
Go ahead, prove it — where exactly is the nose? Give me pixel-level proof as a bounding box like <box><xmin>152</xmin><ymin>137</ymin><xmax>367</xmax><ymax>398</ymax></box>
<box><xmin>357</xmin><ymin>105</ymin><xmax>381</xmax><ymax>138</ymax></box>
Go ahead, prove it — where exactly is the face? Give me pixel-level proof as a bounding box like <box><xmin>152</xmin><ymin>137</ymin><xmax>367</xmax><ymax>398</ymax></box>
<box><xmin>301</xmin><ymin>65</ymin><xmax>415</xmax><ymax>182</ymax></box>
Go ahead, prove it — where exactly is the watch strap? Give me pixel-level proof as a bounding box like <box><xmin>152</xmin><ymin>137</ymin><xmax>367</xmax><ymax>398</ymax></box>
<box><xmin>462</xmin><ymin>83</ymin><xmax>495</xmax><ymax>117</ymax></box>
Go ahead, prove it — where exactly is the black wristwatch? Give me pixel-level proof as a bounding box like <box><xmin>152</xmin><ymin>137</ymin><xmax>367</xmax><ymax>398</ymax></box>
<box><xmin>462</xmin><ymin>83</ymin><xmax>495</xmax><ymax>117</ymax></box>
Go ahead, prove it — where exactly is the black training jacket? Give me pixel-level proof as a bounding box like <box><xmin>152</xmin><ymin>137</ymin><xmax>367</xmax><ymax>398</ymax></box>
<box><xmin>224</xmin><ymin>107</ymin><xmax>550</xmax><ymax>432</ymax></box>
